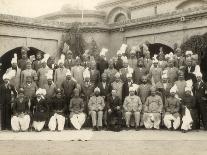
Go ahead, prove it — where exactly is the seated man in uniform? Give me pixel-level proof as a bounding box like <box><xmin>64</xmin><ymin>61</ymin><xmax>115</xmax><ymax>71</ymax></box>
<box><xmin>88</xmin><ymin>87</ymin><xmax>105</xmax><ymax>131</ymax></box>
<box><xmin>123</xmin><ymin>87</ymin><xmax>142</xmax><ymax>130</ymax></box>
<box><xmin>143</xmin><ymin>86</ymin><xmax>163</xmax><ymax>130</ymax></box>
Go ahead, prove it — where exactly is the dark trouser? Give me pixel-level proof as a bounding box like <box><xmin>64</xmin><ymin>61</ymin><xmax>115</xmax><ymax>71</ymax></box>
<box><xmin>1</xmin><ymin>104</ymin><xmax>11</xmax><ymax>130</ymax></box>
<box><xmin>200</xmin><ymin>100</ymin><xmax>207</xmax><ymax>130</ymax></box>
<box><xmin>108</xmin><ymin>110</ymin><xmax>122</xmax><ymax>131</ymax></box>
<box><xmin>189</xmin><ymin>109</ymin><xmax>199</xmax><ymax>130</ymax></box>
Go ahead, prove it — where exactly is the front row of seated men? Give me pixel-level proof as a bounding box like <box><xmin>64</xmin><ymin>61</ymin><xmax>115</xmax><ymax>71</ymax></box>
<box><xmin>11</xmin><ymin>80</ymin><xmax>197</xmax><ymax>133</ymax></box>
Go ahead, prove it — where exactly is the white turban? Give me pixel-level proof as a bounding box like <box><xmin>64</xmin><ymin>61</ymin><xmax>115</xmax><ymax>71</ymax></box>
<box><xmin>58</xmin><ymin>59</ymin><xmax>64</xmax><ymax>65</ymax></box>
<box><xmin>126</xmin><ymin>73</ymin><xmax>132</xmax><ymax>78</ymax></box>
<box><xmin>66</xmin><ymin>70</ymin><xmax>72</xmax><ymax>76</ymax></box>
<box><xmin>185</xmin><ymin>51</ymin><xmax>193</xmax><ymax>56</ymax></box>
<box><xmin>185</xmin><ymin>86</ymin><xmax>192</xmax><ymax>92</ymax></box>
<box><xmin>115</xmin><ymin>72</ymin><xmax>121</xmax><ymax>78</ymax></box>
<box><xmin>170</xmin><ymin>85</ymin><xmax>177</xmax><ymax>93</ymax></box>
<box><xmin>120</xmin><ymin>44</ymin><xmax>127</xmax><ymax>54</ymax></box>
<box><xmin>129</xmin><ymin>87</ymin><xmax>135</xmax><ymax>92</ymax></box>
<box><xmin>100</xmin><ymin>48</ymin><xmax>108</xmax><ymax>56</ymax></box>
<box><xmin>36</xmin><ymin>88</ymin><xmax>42</xmax><ymax>95</ymax></box>
<box><xmin>162</xmin><ymin>74</ymin><xmax>168</xmax><ymax>79</ymax></box>
<box><xmin>94</xmin><ymin>87</ymin><xmax>100</xmax><ymax>92</ymax></box>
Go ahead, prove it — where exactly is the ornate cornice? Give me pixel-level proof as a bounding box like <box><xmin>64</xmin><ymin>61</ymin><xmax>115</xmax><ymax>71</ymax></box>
<box><xmin>0</xmin><ymin>14</ymin><xmax>109</xmax><ymax>33</ymax></box>
<box><xmin>37</xmin><ymin>10</ymin><xmax>106</xmax><ymax>20</ymax></box>
<box><xmin>130</xmin><ymin>0</ymin><xmax>178</xmax><ymax>10</ymax></box>
<box><xmin>109</xmin><ymin>6</ymin><xmax>207</xmax><ymax>32</ymax></box>
<box><xmin>96</xmin><ymin>0</ymin><xmax>135</xmax><ymax>9</ymax></box>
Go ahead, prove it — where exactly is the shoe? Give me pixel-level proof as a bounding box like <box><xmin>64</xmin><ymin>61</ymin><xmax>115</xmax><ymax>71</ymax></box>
<box><xmin>97</xmin><ymin>126</ymin><xmax>102</xmax><ymax>131</ymax></box>
<box><xmin>135</xmin><ymin>127</ymin><xmax>140</xmax><ymax>131</ymax></box>
<box><xmin>93</xmin><ymin>126</ymin><xmax>97</xmax><ymax>131</ymax></box>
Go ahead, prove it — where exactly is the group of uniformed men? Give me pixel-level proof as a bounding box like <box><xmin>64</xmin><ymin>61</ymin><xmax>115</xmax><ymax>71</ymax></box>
<box><xmin>0</xmin><ymin>44</ymin><xmax>207</xmax><ymax>133</ymax></box>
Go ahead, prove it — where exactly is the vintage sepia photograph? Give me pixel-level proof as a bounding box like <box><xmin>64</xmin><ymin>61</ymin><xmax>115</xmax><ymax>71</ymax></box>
<box><xmin>0</xmin><ymin>0</ymin><xmax>207</xmax><ymax>155</ymax></box>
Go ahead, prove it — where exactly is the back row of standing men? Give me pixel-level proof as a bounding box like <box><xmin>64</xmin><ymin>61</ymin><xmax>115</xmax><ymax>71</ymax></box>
<box><xmin>0</xmin><ymin>44</ymin><xmax>207</xmax><ymax>132</ymax></box>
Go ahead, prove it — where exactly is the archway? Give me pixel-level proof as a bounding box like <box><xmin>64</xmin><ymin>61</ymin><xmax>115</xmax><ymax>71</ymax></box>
<box><xmin>0</xmin><ymin>47</ymin><xmax>45</xmax><ymax>84</ymax></box>
<box><xmin>114</xmin><ymin>13</ymin><xmax>127</xmax><ymax>23</ymax></box>
<box><xmin>148</xmin><ymin>43</ymin><xmax>174</xmax><ymax>57</ymax></box>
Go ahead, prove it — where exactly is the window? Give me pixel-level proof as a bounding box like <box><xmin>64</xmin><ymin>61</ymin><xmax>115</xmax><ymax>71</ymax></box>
<box><xmin>114</xmin><ymin>13</ymin><xmax>127</xmax><ymax>23</ymax></box>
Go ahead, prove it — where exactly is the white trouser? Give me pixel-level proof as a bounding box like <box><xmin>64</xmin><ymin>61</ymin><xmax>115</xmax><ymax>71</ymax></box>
<box><xmin>11</xmin><ymin>115</ymin><xmax>30</xmax><ymax>132</ymax></box>
<box><xmin>143</xmin><ymin>113</ymin><xmax>161</xmax><ymax>129</ymax></box>
<box><xmin>48</xmin><ymin>113</ymin><xmax>65</xmax><ymax>131</ymax></box>
<box><xmin>33</xmin><ymin>121</ymin><xmax>45</xmax><ymax>131</ymax></box>
<box><xmin>164</xmin><ymin>114</ymin><xmax>180</xmax><ymax>129</ymax></box>
<box><xmin>70</xmin><ymin>113</ymin><xmax>86</xmax><ymax>130</ymax></box>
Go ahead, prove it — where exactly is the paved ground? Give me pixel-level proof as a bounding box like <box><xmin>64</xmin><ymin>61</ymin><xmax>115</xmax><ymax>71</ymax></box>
<box><xmin>0</xmin><ymin>129</ymin><xmax>207</xmax><ymax>155</ymax></box>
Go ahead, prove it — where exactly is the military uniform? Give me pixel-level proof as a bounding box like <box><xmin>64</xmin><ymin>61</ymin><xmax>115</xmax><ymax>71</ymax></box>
<box><xmin>123</xmin><ymin>95</ymin><xmax>142</xmax><ymax>127</ymax></box>
<box><xmin>149</xmin><ymin>67</ymin><xmax>162</xmax><ymax>85</ymax></box>
<box><xmin>166</xmin><ymin>67</ymin><xmax>179</xmax><ymax>84</ymax></box>
<box><xmin>88</xmin><ymin>95</ymin><xmax>105</xmax><ymax>127</ymax></box>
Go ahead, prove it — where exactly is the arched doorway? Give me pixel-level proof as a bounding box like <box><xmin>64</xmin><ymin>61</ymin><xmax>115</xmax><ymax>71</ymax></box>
<box><xmin>0</xmin><ymin>47</ymin><xmax>44</xmax><ymax>84</ymax></box>
<box><xmin>148</xmin><ymin>43</ymin><xmax>174</xmax><ymax>57</ymax></box>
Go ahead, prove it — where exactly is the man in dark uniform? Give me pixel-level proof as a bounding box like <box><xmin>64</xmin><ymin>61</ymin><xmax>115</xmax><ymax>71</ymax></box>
<box><xmin>64</xmin><ymin>50</ymin><xmax>76</xmax><ymax>70</ymax></box>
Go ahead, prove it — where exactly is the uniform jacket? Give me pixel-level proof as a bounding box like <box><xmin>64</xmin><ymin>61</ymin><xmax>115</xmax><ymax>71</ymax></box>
<box><xmin>123</xmin><ymin>95</ymin><xmax>142</xmax><ymax>112</ymax></box>
<box><xmin>88</xmin><ymin>96</ymin><xmax>105</xmax><ymax>111</ymax></box>
<box><xmin>122</xmin><ymin>81</ymin><xmax>134</xmax><ymax>102</ymax></box>
<box><xmin>184</xmin><ymin>66</ymin><xmax>197</xmax><ymax>84</ymax></box>
<box><xmin>144</xmin><ymin>95</ymin><xmax>163</xmax><ymax>113</ymax></box>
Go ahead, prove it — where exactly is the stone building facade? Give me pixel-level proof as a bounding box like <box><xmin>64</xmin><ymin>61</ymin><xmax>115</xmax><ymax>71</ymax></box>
<box><xmin>0</xmin><ymin>0</ymin><xmax>207</xmax><ymax>68</ymax></box>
